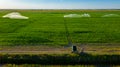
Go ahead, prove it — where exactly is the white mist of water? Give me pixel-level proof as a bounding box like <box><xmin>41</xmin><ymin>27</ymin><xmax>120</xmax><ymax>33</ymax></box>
<box><xmin>64</xmin><ymin>14</ymin><xmax>91</xmax><ymax>18</ymax></box>
<box><xmin>102</xmin><ymin>14</ymin><xmax>120</xmax><ymax>17</ymax></box>
<box><xmin>3</xmin><ymin>12</ymin><xmax>29</xmax><ymax>19</ymax></box>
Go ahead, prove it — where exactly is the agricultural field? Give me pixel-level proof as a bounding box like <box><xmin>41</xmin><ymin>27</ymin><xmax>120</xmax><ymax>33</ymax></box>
<box><xmin>0</xmin><ymin>10</ymin><xmax>120</xmax><ymax>65</ymax></box>
<box><xmin>0</xmin><ymin>10</ymin><xmax>120</xmax><ymax>46</ymax></box>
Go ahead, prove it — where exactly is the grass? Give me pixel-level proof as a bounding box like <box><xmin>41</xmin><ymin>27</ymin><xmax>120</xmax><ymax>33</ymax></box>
<box><xmin>0</xmin><ymin>53</ymin><xmax>120</xmax><ymax>65</ymax></box>
<box><xmin>0</xmin><ymin>10</ymin><xmax>120</xmax><ymax>46</ymax></box>
<box><xmin>1</xmin><ymin>64</ymin><xmax>96</xmax><ymax>67</ymax></box>
<box><xmin>3</xmin><ymin>64</ymin><xmax>118</xmax><ymax>67</ymax></box>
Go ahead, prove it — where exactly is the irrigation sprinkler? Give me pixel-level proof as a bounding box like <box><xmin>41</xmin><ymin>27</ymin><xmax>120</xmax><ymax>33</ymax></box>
<box><xmin>63</xmin><ymin>17</ymin><xmax>78</xmax><ymax>53</ymax></box>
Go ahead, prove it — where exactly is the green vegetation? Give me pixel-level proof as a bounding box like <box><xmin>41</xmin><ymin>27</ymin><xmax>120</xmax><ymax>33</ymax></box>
<box><xmin>2</xmin><ymin>64</ymin><xmax>118</xmax><ymax>67</ymax></box>
<box><xmin>0</xmin><ymin>10</ymin><xmax>120</xmax><ymax>46</ymax></box>
<box><xmin>0</xmin><ymin>54</ymin><xmax>120</xmax><ymax>65</ymax></box>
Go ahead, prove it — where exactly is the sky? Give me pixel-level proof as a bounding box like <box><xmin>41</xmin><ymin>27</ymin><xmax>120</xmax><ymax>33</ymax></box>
<box><xmin>0</xmin><ymin>0</ymin><xmax>120</xmax><ymax>9</ymax></box>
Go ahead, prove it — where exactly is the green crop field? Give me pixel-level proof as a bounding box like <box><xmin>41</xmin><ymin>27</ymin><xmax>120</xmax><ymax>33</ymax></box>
<box><xmin>0</xmin><ymin>10</ymin><xmax>120</xmax><ymax>46</ymax></box>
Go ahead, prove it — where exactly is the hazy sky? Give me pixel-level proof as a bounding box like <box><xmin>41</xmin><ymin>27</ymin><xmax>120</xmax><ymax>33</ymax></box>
<box><xmin>0</xmin><ymin>0</ymin><xmax>120</xmax><ymax>9</ymax></box>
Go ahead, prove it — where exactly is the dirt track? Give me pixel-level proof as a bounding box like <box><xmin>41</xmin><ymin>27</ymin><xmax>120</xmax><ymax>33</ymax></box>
<box><xmin>0</xmin><ymin>45</ymin><xmax>120</xmax><ymax>55</ymax></box>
